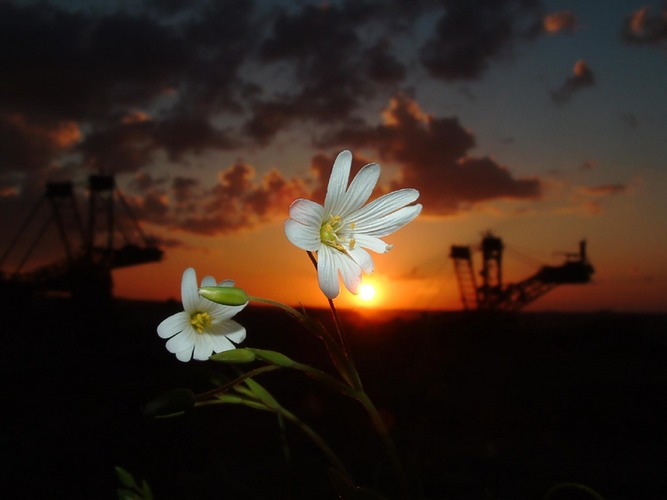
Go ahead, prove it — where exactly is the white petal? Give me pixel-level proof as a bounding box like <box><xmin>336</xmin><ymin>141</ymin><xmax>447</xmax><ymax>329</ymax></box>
<box><xmin>323</xmin><ymin>150</ymin><xmax>352</xmax><ymax>215</ymax></box>
<box><xmin>181</xmin><ymin>268</ymin><xmax>199</xmax><ymax>312</ymax></box>
<box><xmin>218</xmin><ymin>279</ymin><xmax>235</xmax><ymax>287</ymax></box>
<box><xmin>223</xmin><ymin>321</ymin><xmax>247</xmax><ymax>344</ymax></box>
<box><xmin>348</xmin><ymin>246</ymin><xmax>375</xmax><ymax>273</ymax></box>
<box><xmin>201</xmin><ymin>275</ymin><xmax>217</xmax><ymax>287</ymax></box>
<box><xmin>193</xmin><ymin>337</ymin><xmax>214</xmax><ymax>361</ymax></box>
<box><xmin>207</xmin><ymin>332</ymin><xmax>235</xmax><ymax>353</ymax></box>
<box><xmin>354</xmin><ymin>234</ymin><xmax>393</xmax><ymax>254</ymax></box>
<box><xmin>157</xmin><ymin>311</ymin><xmax>189</xmax><ymax>339</ymax></box>
<box><xmin>209</xmin><ymin>302</ymin><xmax>247</xmax><ymax>321</ymax></box>
<box><xmin>285</xmin><ymin>219</ymin><xmax>321</xmax><ymax>251</ymax></box>
<box><xmin>354</xmin><ymin>203</ymin><xmax>422</xmax><ymax>237</ymax></box>
<box><xmin>166</xmin><ymin>328</ymin><xmax>196</xmax><ymax>353</ymax></box>
<box><xmin>175</xmin><ymin>346</ymin><xmax>194</xmax><ymax>362</ymax></box>
<box><xmin>337</xmin><ymin>163</ymin><xmax>380</xmax><ymax>216</ymax></box>
<box><xmin>338</xmin><ymin>253</ymin><xmax>363</xmax><ymax>294</ymax></box>
<box><xmin>289</xmin><ymin>198</ymin><xmax>324</xmax><ymax>227</ymax></box>
<box><xmin>352</xmin><ymin>189</ymin><xmax>420</xmax><ymax>227</ymax></box>
<box><xmin>208</xmin><ymin>320</ymin><xmax>246</xmax><ymax>342</ymax></box>
<box><xmin>317</xmin><ymin>246</ymin><xmax>341</xmax><ymax>299</ymax></box>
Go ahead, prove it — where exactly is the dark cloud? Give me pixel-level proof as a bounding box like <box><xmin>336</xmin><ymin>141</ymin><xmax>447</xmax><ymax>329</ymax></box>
<box><xmin>0</xmin><ymin>0</ymin><xmax>254</xmax><ymax>174</ymax></box>
<box><xmin>77</xmin><ymin>113</ymin><xmax>236</xmax><ymax>173</ymax></box>
<box><xmin>551</xmin><ymin>60</ymin><xmax>595</xmax><ymax>103</ymax></box>
<box><xmin>622</xmin><ymin>6</ymin><xmax>667</xmax><ymax>46</ymax></box>
<box><xmin>171</xmin><ymin>176</ymin><xmax>199</xmax><ymax>206</ymax></box>
<box><xmin>580</xmin><ymin>184</ymin><xmax>627</xmax><ymax>196</ymax></box>
<box><xmin>0</xmin><ymin>114</ymin><xmax>81</xmax><ymax>172</ymax></box>
<box><xmin>543</xmin><ymin>10</ymin><xmax>577</xmax><ymax>34</ymax></box>
<box><xmin>0</xmin><ymin>3</ymin><xmax>194</xmax><ymax>122</ymax></box>
<box><xmin>0</xmin><ymin>0</ymin><xmax>554</xmax><ymax>178</ymax></box>
<box><xmin>420</xmin><ymin>0</ymin><xmax>543</xmax><ymax>81</ymax></box>
<box><xmin>579</xmin><ymin>159</ymin><xmax>598</xmax><ymax>171</ymax></box>
<box><xmin>243</xmin><ymin>2</ymin><xmax>408</xmax><ymax>144</ymax></box>
<box><xmin>320</xmin><ymin>92</ymin><xmax>541</xmax><ymax>214</ymax></box>
<box><xmin>619</xmin><ymin>112</ymin><xmax>639</xmax><ymax>128</ymax></box>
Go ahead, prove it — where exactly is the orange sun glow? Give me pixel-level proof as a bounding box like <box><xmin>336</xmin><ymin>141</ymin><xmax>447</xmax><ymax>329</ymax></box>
<box><xmin>358</xmin><ymin>283</ymin><xmax>377</xmax><ymax>302</ymax></box>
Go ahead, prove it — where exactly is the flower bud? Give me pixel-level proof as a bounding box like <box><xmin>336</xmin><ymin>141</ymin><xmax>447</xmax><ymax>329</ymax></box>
<box><xmin>199</xmin><ymin>286</ymin><xmax>249</xmax><ymax>306</ymax></box>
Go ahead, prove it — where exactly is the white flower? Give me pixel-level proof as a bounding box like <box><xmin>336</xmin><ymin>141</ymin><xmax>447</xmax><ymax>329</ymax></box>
<box><xmin>284</xmin><ymin>150</ymin><xmax>422</xmax><ymax>299</ymax></box>
<box><xmin>157</xmin><ymin>268</ymin><xmax>247</xmax><ymax>362</ymax></box>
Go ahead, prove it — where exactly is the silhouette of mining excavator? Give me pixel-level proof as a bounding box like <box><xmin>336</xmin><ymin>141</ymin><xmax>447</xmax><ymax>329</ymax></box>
<box><xmin>0</xmin><ymin>174</ymin><xmax>162</xmax><ymax>301</ymax></box>
<box><xmin>450</xmin><ymin>232</ymin><xmax>594</xmax><ymax>311</ymax></box>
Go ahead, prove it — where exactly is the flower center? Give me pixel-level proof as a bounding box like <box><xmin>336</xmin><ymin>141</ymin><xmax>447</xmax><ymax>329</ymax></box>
<box><xmin>190</xmin><ymin>311</ymin><xmax>212</xmax><ymax>334</ymax></box>
<box><xmin>320</xmin><ymin>215</ymin><xmax>355</xmax><ymax>252</ymax></box>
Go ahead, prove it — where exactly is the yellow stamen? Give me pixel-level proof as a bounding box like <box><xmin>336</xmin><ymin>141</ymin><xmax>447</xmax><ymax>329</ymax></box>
<box><xmin>319</xmin><ymin>215</ymin><xmax>356</xmax><ymax>253</ymax></box>
<box><xmin>190</xmin><ymin>311</ymin><xmax>212</xmax><ymax>334</ymax></box>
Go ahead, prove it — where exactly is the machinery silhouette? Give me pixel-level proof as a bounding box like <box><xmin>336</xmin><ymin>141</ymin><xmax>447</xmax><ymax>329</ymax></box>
<box><xmin>450</xmin><ymin>232</ymin><xmax>594</xmax><ymax>311</ymax></box>
<box><xmin>0</xmin><ymin>174</ymin><xmax>163</xmax><ymax>301</ymax></box>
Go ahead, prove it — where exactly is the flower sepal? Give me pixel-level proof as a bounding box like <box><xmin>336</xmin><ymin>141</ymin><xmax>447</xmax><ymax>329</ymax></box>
<box><xmin>248</xmin><ymin>348</ymin><xmax>296</xmax><ymax>368</ymax></box>
<box><xmin>199</xmin><ymin>285</ymin><xmax>249</xmax><ymax>306</ymax></box>
<box><xmin>209</xmin><ymin>348</ymin><xmax>257</xmax><ymax>363</ymax></box>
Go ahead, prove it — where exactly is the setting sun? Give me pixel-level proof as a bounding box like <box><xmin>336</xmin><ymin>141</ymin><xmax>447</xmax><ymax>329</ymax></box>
<box><xmin>358</xmin><ymin>283</ymin><xmax>377</xmax><ymax>302</ymax></box>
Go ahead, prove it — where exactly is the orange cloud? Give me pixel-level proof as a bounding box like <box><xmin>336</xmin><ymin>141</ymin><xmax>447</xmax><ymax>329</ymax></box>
<box><xmin>121</xmin><ymin>111</ymin><xmax>151</xmax><ymax>124</ymax></box>
<box><xmin>0</xmin><ymin>113</ymin><xmax>81</xmax><ymax>171</ymax></box>
<box><xmin>544</xmin><ymin>11</ymin><xmax>577</xmax><ymax>34</ymax></box>
<box><xmin>320</xmin><ymin>92</ymin><xmax>541</xmax><ymax>214</ymax></box>
<box><xmin>629</xmin><ymin>6</ymin><xmax>649</xmax><ymax>36</ymax></box>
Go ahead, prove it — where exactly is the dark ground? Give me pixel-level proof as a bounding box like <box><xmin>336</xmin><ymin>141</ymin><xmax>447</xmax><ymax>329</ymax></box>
<box><xmin>2</xmin><ymin>297</ymin><xmax>666</xmax><ymax>499</ymax></box>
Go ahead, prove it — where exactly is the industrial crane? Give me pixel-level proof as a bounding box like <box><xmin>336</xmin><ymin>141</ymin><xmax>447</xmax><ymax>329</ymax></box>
<box><xmin>0</xmin><ymin>174</ymin><xmax>162</xmax><ymax>301</ymax></box>
<box><xmin>450</xmin><ymin>232</ymin><xmax>594</xmax><ymax>311</ymax></box>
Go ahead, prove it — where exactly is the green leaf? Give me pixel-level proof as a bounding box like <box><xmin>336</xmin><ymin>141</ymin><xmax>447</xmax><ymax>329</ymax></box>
<box><xmin>214</xmin><ymin>393</ymin><xmax>246</xmax><ymax>404</ymax></box>
<box><xmin>143</xmin><ymin>388</ymin><xmax>195</xmax><ymax>418</ymax></box>
<box><xmin>248</xmin><ymin>348</ymin><xmax>296</xmax><ymax>367</ymax></box>
<box><xmin>115</xmin><ymin>466</ymin><xmax>137</xmax><ymax>490</ymax></box>
<box><xmin>117</xmin><ymin>489</ymin><xmax>139</xmax><ymax>500</ymax></box>
<box><xmin>209</xmin><ymin>348</ymin><xmax>257</xmax><ymax>363</ymax></box>
<box><xmin>244</xmin><ymin>378</ymin><xmax>280</xmax><ymax>410</ymax></box>
<box><xmin>140</xmin><ymin>480</ymin><xmax>153</xmax><ymax>500</ymax></box>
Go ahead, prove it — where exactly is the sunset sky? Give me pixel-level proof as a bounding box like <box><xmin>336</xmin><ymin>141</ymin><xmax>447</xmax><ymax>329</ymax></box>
<box><xmin>1</xmin><ymin>0</ymin><xmax>666</xmax><ymax>312</ymax></box>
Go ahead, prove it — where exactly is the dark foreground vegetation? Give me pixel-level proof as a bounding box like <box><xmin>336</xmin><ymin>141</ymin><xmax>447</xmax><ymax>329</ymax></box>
<box><xmin>3</xmin><ymin>297</ymin><xmax>666</xmax><ymax>499</ymax></box>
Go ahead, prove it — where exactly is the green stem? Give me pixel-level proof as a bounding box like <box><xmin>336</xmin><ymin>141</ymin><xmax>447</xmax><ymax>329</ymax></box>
<box><xmin>544</xmin><ymin>483</ymin><xmax>605</xmax><ymax>500</ymax></box>
<box><xmin>197</xmin><ymin>396</ymin><xmax>355</xmax><ymax>486</ymax></box>
<box><xmin>194</xmin><ymin>365</ymin><xmax>280</xmax><ymax>401</ymax></box>
<box><xmin>248</xmin><ymin>295</ymin><xmax>307</xmax><ymax>321</ymax></box>
<box><xmin>356</xmin><ymin>390</ymin><xmax>409</xmax><ymax>500</ymax></box>
<box><xmin>248</xmin><ymin>294</ymin><xmax>357</xmax><ymax>388</ymax></box>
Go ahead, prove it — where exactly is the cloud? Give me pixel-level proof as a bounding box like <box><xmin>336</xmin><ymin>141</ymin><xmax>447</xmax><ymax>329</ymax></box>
<box><xmin>0</xmin><ymin>0</ymin><xmax>557</xmax><ymax>179</ymax></box>
<box><xmin>419</xmin><ymin>0</ymin><xmax>543</xmax><ymax>81</ymax></box>
<box><xmin>0</xmin><ymin>0</ymin><xmax>255</xmax><ymax>174</ymax></box>
<box><xmin>551</xmin><ymin>60</ymin><xmax>595</xmax><ymax>103</ymax></box>
<box><xmin>77</xmin><ymin>114</ymin><xmax>237</xmax><ymax>173</ymax></box>
<box><xmin>0</xmin><ymin>113</ymin><xmax>81</xmax><ymax>171</ymax></box>
<box><xmin>619</xmin><ymin>112</ymin><xmax>639</xmax><ymax>128</ymax></box>
<box><xmin>622</xmin><ymin>6</ymin><xmax>667</xmax><ymax>46</ymax></box>
<box><xmin>141</xmin><ymin>160</ymin><xmax>309</xmax><ymax>235</ymax></box>
<box><xmin>319</xmin><ymin>92</ymin><xmax>541</xmax><ymax>214</ymax></box>
<box><xmin>242</xmin><ymin>2</ymin><xmax>407</xmax><ymax>144</ymax></box>
<box><xmin>579</xmin><ymin>159</ymin><xmax>598</xmax><ymax>171</ymax></box>
<box><xmin>579</xmin><ymin>184</ymin><xmax>628</xmax><ymax>196</ymax></box>
<box><xmin>543</xmin><ymin>10</ymin><xmax>577</xmax><ymax>34</ymax></box>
